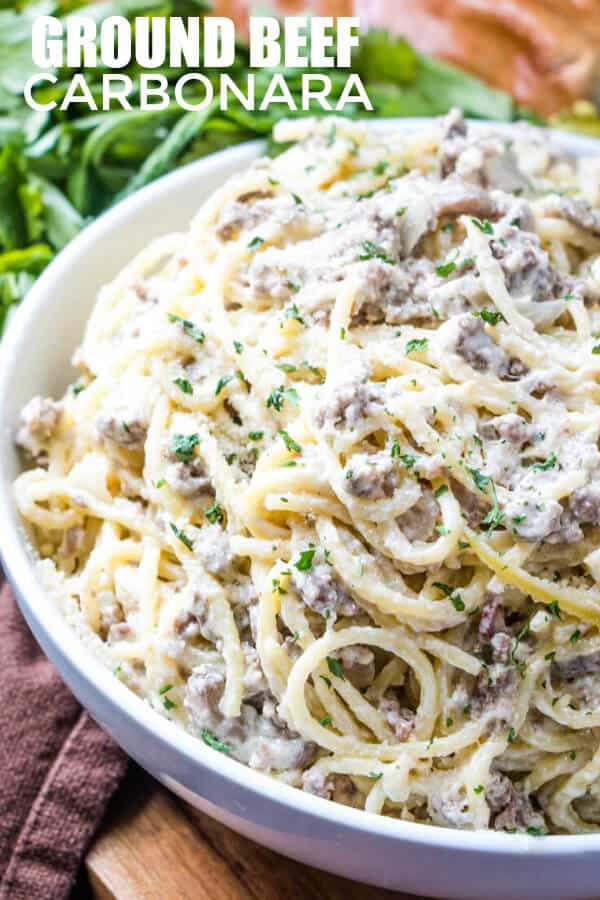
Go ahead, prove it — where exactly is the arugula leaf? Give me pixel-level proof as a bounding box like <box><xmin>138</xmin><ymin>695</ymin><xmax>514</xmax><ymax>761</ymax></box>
<box><xmin>475</xmin><ymin>307</ymin><xmax>506</xmax><ymax>326</ymax></box>
<box><xmin>532</xmin><ymin>453</ymin><xmax>557</xmax><ymax>472</ymax></box>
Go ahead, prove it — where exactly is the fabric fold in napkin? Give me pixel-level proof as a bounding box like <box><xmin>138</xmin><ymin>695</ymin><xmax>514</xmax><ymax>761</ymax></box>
<box><xmin>0</xmin><ymin>574</ymin><xmax>128</xmax><ymax>900</ymax></box>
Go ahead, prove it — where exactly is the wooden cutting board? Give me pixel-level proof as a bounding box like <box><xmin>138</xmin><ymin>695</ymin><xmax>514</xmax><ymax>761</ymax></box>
<box><xmin>86</xmin><ymin>767</ymin><xmax>425</xmax><ymax>900</ymax></box>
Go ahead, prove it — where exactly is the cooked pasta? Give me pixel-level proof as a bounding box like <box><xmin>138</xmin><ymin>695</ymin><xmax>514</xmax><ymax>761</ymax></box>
<box><xmin>14</xmin><ymin>110</ymin><xmax>600</xmax><ymax>834</ymax></box>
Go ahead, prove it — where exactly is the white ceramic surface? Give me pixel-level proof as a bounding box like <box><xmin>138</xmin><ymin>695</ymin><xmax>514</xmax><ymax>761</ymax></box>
<box><xmin>2</xmin><ymin>120</ymin><xmax>600</xmax><ymax>900</ymax></box>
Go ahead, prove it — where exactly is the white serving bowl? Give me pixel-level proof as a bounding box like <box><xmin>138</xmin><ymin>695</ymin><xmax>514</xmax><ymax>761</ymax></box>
<box><xmin>2</xmin><ymin>120</ymin><xmax>600</xmax><ymax>900</ymax></box>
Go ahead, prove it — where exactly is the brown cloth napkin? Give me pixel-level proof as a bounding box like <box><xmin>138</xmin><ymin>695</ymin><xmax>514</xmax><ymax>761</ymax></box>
<box><xmin>0</xmin><ymin>574</ymin><xmax>128</xmax><ymax>900</ymax></box>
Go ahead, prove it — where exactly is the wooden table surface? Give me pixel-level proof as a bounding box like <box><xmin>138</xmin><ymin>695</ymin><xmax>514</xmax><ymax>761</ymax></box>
<box><xmin>86</xmin><ymin>767</ymin><xmax>425</xmax><ymax>900</ymax></box>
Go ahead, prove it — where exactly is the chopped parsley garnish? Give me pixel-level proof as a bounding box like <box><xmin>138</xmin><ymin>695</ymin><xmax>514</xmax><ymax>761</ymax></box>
<box><xmin>436</xmin><ymin>260</ymin><xmax>456</xmax><ymax>278</ymax></box>
<box><xmin>279</xmin><ymin>429</ymin><xmax>301</xmax><ymax>453</ymax></box>
<box><xmin>467</xmin><ymin>467</ymin><xmax>504</xmax><ymax>530</ymax></box>
<box><xmin>173</xmin><ymin>377</ymin><xmax>193</xmax><ymax>395</ymax></box>
<box><xmin>326</xmin><ymin>656</ymin><xmax>345</xmax><ymax>679</ymax></box>
<box><xmin>369</xmin><ymin>771</ymin><xmax>383</xmax><ymax>780</ymax></box>
<box><xmin>72</xmin><ymin>382</ymin><xmax>85</xmax><ymax>395</ymax></box>
<box><xmin>467</xmin><ymin>467</ymin><xmax>492</xmax><ymax>491</ymax></box>
<box><xmin>471</xmin><ymin>217</ymin><xmax>494</xmax><ymax>234</ymax></box>
<box><xmin>570</xmin><ymin>629</ymin><xmax>582</xmax><ymax>645</ymax></box>
<box><xmin>291</xmin><ymin>192</ymin><xmax>303</xmax><ymax>205</ymax></box>
<box><xmin>247</xmin><ymin>236</ymin><xmax>264</xmax><ymax>251</ymax></box>
<box><xmin>473</xmin><ymin>784</ymin><xmax>485</xmax><ymax>795</ymax></box>
<box><xmin>266</xmin><ymin>385</ymin><xmax>299</xmax><ymax>412</ymax></box>
<box><xmin>593</xmin><ymin>344</ymin><xmax>600</xmax><ymax>355</ymax></box>
<box><xmin>390</xmin><ymin>440</ymin><xmax>401</xmax><ymax>458</ymax></box>
<box><xmin>526</xmin><ymin>827</ymin><xmax>546</xmax><ymax>837</ymax></box>
<box><xmin>168</xmin><ymin>313</ymin><xmax>205</xmax><ymax>343</ymax></box>
<box><xmin>205</xmin><ymin>502</ymin><xmax>224</xmax><ymax>525</ymax></box>
<box><xmin>233</xmin><ymin>340</ymin><xmax>243</xmax><ymax>354</ymax></box>
<box><xmin>400</xmin><ymin>454</ymin><xmax>416</xmax><ymax>469</ymax></box>
<box><xmin>507</xmin><ymin>727</ymin><xmax>517</xmax><ymax>744</ymax></box>
<box><xmin>359</xmin><ymin>240</ymin><xmax>395</xmax><ymax>265</ymax></box>
<box><xmin>433</xmin><ymin>582</ymin><xmax>465</xmax><ymax>611</ymax></box>
<box><xmin>320</xmin><ymin>715</ymin><xmax>333</xmax><ymax>727</ymax></box>
<box><xmin>481</xmin><ymin>480</ymin><xmax>504</xmax><ymax>531</ymax></box>
<box><xmin>373</xmin><ymin>160</ymin><xmax>389</xmax><ymax>175</ymax></box>
<box><xmin>284</xmin><ymin>303</ymin><xmax>305</xmax><ymax>325</ymax></box>
<box><xmin>532</xmin><ymin>453</ymin><xmax>557</xmax><ymax>472</ymax></box>
<box><xmin>295</xmin><ymin>547</ymin><xmax>316</xmax><ymax>571</ymax></box>
<box><xmin>303</xmin><ymin>362</ymin><xmax>324</xmax><ymax>381</ymax></box>
<box><xmin>159</xmin><ymin>684</ymin><xmax>176</xmax><ymax>709</ymax></box>
<box><xmin>201</xmin><ymin>728</ymin><xmax>232</xmax><ymax>755</ymax></box>
<box><xmin>272</xmin><ymin>578</ymin><xmax>287</xmax><ymax>596</ymax></box>
<box><xmin>277</xmin><ymin>363</ymin><xmax>297</xmax><ymax>373</ymax></box>
<box><xmin>215</xmin><ymin>374</ymin><xmax>233</xmax><ymax>395</ymax></box>
<box><xmin>248</xmin><ymin>431</ymin><xmax>264</xmax><ymax>441</ymax></box>
<box><xmin>405</xmin><ymin>338</ymin><xmax>428</xmax><ymax>355</ymax></box>
<box><xmin>446</xmin><ymin>717</ymin><xmax>454</xmax><ymax>728</ymax></box>
<box><xmin>549</xmin><ymin>601</ymin><xmax>562</xmax><ymax>619</ymax></box>
<box><xmin>171</xmin><ymin>432</ymin><xmax>199</xmax><ymax>462</ymax></box>
<box><xmin>544</xmin><ymin>651</ymin><xmax>556</xmax><ymax>661</ymax></box>
<box><xmin>169</xmin><ymin>522</ymin><xmax>193</xmax><ymax>550</ymax></box>
<box><xmin>154</xmin><ymin>479</ymin><xmax>166</xmax><ymax>489</ymax></box>
<box><xmin>475</xmin><ymin>307</ymin><xmax>506</xmax><ymax>326</ymax></box>
<box><xmin>434</xmin><ymin>485</ymin><xmax>448</xmax><ymax>498</ymax></box>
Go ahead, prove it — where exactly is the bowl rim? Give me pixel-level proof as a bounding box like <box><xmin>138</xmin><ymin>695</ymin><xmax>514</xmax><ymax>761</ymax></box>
<box><xmin>2</xmin><ymin>116</ymin><xmax>600</xmax><ymax>857</ymax></box>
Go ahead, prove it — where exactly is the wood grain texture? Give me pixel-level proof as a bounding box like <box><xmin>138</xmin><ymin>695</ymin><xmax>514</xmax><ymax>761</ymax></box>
<box><xmin>86</xmin><ymin>767</ymin><xmax>424</xmax><ymax>900</ymax></box>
